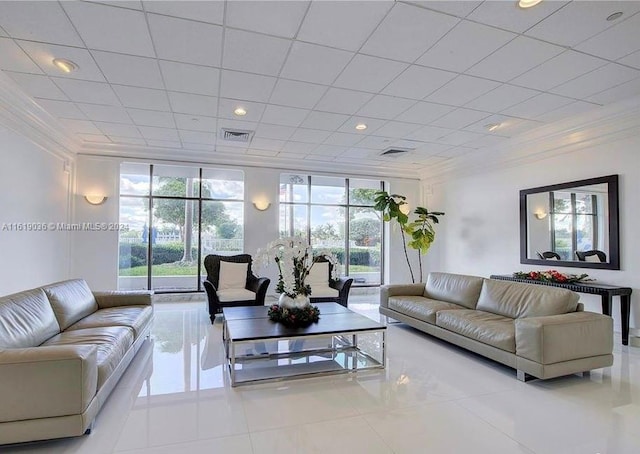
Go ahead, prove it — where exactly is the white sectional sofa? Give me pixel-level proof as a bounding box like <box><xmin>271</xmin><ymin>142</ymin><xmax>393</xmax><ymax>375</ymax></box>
<box><xmin>380</xmin><ymin>272</ymin><xmax>614</xmax><ymax>381</ymax></box>
<box><xmin>0</xmin><ymin>279</ymin><xmax>153</xmax><ymax>445</ymax></box>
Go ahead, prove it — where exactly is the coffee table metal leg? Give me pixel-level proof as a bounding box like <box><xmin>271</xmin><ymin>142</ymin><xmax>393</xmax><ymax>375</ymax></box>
<box><xmin>382</xmin><ymin>330</ymin><xmax>387</xmax><ymax>366</ymax></box>
<box><xmin>230</xmin><ymin>341</ymin><xmax>236</xmax><ymax>387</ymax></box>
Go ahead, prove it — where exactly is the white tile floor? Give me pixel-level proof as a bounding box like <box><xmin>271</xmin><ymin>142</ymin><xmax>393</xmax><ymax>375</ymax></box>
<box><xmin>5</xmin><ymin>294</ymin><xmax>640</xmax><ymax>453</ymax></box>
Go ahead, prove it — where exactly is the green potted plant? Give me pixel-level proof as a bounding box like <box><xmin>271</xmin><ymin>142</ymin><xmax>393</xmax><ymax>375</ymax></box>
<box><xmin>374</xmin><ymin>191</ymin><xmax>444</xmax><ymax>283</ymax></box>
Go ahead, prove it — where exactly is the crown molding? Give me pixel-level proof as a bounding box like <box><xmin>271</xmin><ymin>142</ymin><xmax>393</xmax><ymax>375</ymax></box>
<box><xmin>79</xmin><ymin>141</ymin><xmax>422</xmax><ymax>180</ymax></box>
<box><xmin>0</xmin><ymin>71</ymin><xmax>79</xmax><ymax>161</ymax></box>
<box><xmin>419</xmin><ymin>97</ymin><xmax>640</xmax><ymax>184</ymax></box>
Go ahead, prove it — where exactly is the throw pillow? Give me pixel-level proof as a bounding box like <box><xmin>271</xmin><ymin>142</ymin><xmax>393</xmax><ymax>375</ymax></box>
<box><xmin>307</xmin><ymin>262</ymin><xmax>329</xmax><ymax>288</ymax></box>
<box><xmin>219</xmin><ymin>261</ymin><xmax>248</xmax><ymax>290</ymax></box>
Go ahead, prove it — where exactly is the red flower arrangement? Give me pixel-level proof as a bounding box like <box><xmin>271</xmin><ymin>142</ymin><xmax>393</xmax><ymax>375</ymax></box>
<box><xmin>513</xmin><ymin>270</ymin><xmax>591</xmax><ymax>284</ymax></box>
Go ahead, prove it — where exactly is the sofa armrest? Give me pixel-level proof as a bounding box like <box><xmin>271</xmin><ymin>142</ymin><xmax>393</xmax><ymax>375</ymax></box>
<box><xmin>0</xmin><ymin>345</ymin><xmax>98</xmax><ymax>422</ymax></box>
<box><xmin>380</xmin><ymin>284</ymin><xmax>425</xmax><ymax>308</ymax></box>
<box><xmin>93</xmin><ymin>290</ymin><xmax>153</xmax><ymax>308</ymax></box>
<box><xmin>515</xmin><ymin>312</ymin><xmax>613</xmax><ymax>365</ymax></box>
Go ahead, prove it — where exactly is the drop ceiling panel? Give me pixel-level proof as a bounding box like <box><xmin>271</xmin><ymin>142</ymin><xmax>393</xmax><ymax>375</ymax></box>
<box><xmin>77</xmin><ymin>104</ymin><xmax>131</xmax><ymax>123</ymax></box>
<box><xmin>112</xmin><ymin>85</ymin><xmax>171</xmax><ymax>111</ymax></box>
<box><xmin>95</xmin><ymin>122</ymin><xmax>142</xmax><ymax>138</ymax></box>
<box><xmin>35</xmin><ymin>99</ymin><xmax>86</xmax><ymax>120</ymax></box>
<box><xmin>510</xmin><ymin>50</ymin><xmax>608</xmax><ymax>91</ymax></box>
<box><xmin>300</xmin><ymin>111</ymin><xmax>349</xmax><ymax>131</ymax></box>
<box><xmin>62</xmin><ymin>2</ymin><xmax>154</xmax><ymax>57</ymax></box>
<box><xmin>297</xmin><ymin>1</ymin><xmax>392</xmax><ymax>51</ymax></box>
<box><xmin>53</xmin><ymin>78</ymin><xmax>118</xmax><ymax>104</ymax></box>
<box><xmin>168</xmin><ymin>92</ymin><xmax>217</xmax><ymax>117</ymax></box>
<box><xmin>430</xmin><ymin>108</ymin><xmax>490</xmax><ymax>129</ymax></box>
<box><xmin>253</xmin><ymin>123</ymin><xmax>295</xmax><ymax>141</ymax></box>
<box><xmin>323</xmin><ymin>132</ymin><xmax>362</xmax><ymax>147</ymax></box>
<box><xmin>536</xmin><ymin>101</ymin><xmax>598</xmax><ymax>123</ymax></box>
<box><xmin>575</xmin><ymin>12</ymin><xmax>640</xmax><ymax>60</ymax></box>
<box><xmin>173</xmin><ymin>114</ymin><xmax>216</xmax><ymax>132</ymax></box>
<box><xmin>0</xmin><ymin>2</ymin><xmax>83</xmax><ymax>47</ymax></box>
<box><xmin>225</xmin><ymin>0</ymin><xmax>309</xmax><ymax>39</ymax></box>
<box><xmin>138</xmin><ymin>125</ymin><xmax>179</xmax><ymax>141</ymax></box>
<box><xmin>159</xmin><ymin>61</ymin><xmax>219</xmax><ymax>96</ymax></box>
<box><xmin>7</xmin><ymin>72</ymin><xmax>69</xmax><ymax>101</ymax></box>
<box><xmin>219</xmin><ymin>70</ymin><xmax>277</xmax><ymax>103</ymax></box>
<box><xmin>395</xmin><ymin>102</ymin><xmax>454</xmax><ymax>125</ymax></box>
<box><xmin>146</xmin><ymin>139</ymin><xmax>182</xmax><ymax>148</ymax></box>
<box><xmin>147</xmin><ymin>14</ymin><xmax>222</xmax><ymax>66</ymax></box>
<box><xmin>315</xmin><ymin>88</ymin><xmax>373</xmax><ymax>115</ymax></box>
<box><xmin>92</xmin><ymin>51</ymin><xmax>164</xmax><ymax>89</ymax></box>
<box><xmin>550</xmin><ymin>63</ymin><xmax>640</xmax><ymax>99</ymax></box>
<box><xmin>143</xmin><ymin>1</ymin><xmax>224</xmax><ymax>25</ymax></box>
<box><xmin>178</xmin><ymin>130</ymin><xmax>216</xmax><ymax>145</ymax></box>
<box><xmin>222</xmin><ymin>29</ymin><xmax>290</xmax><ymax>76</ymax></box>
<box><xmin>382</xmin><ymin>65</ymin><xmax>456</xmax><ymax>100</ymax></box>
<box><xmin>0</xmin><ymin>38</ymin><xmax>42</xmax><ymax>73</ymax></box>
<box><xmin>526</xmin><ymin>1</ymin><xmax>640</xmax><ymax>47</ymax></box>
<box><xmin>373</xmin><ymin>121</ymin><xmax>422</xmax><ymax>138</ymax></box>
<box><xmin>407</xmin><ymin>125</ymin><xmax>455</xmax><ymax>142</ymax></box>
<box><xmin>466</xmin><ymin>84</ymin><xmax>538</xmax><ymax>113</ymax></box>
<box><xmin>289</xmin><ymin>128</ymin><xmax>332</xmax><ymax>144</ymax></box>
<box><xmin>261</xmin><ymin>105</ymin><xmax>309</xmax><ymax>127</ymax></box>
<box><xmin>467</xmin><ymin>36</ymin><xmax>564</xmax><ymax>82</ymax></box>
<box><xmin>282</xmin><ymin>141</ymin><xmax>318</xmax><ymax>154</ymax></box>
<box><xmin>109</xmin><ymin>136</ymin><xmax>146</xmax><ymax>145</ymax></box>
<box><xmin>417</xmin><ymin>1</ymin><xmax>483</xmax><ymax>18</ymax></box>
<box><xmin>77</xmin><ymin>133</ymin><xmax>111</xmax><ymax>143</ymax></box>
<box><xmin>466</xmin><ymin>1</ymin><xmax>568</xmax><ymax>34</ymax></box>
<box><xmin>356</xmin><ymin>95</ymin><xmax>415</xmax><ymax>120</ymax></box>
<box><xmin>619</xmin><ymin>49</ymin><xmax>640</xmax><ymax>69</ymax></box>
<box><xmin>586</xmin><ymin>77</ymin><xmax>640</xmax><ymax>105</ymax></box>
<box><xmin>310</xmin><ymin>144</ymin><xmax>347</xmax><ymax>157</ymax></box>
<box><xmin>361</xmin><ymin>3</ymin><xmax>459</xmax><ymax>62</ymax></box>
<box><xmin>502</xmin><ymin>93</ymin><xmax>575</xmax><ymax>119</ymax></box>
<box><xmin>437</xmin><ymin>130</ymin><xmax>487</xmax><ymax>147</ymax></box>
<box><xmin>269</xmin><ymin>79</ymin><xmax>327</xmax><ymax>109</ymax></box>
<box><xmin>280</xmin><ymin>41</ymin><xmax>353</xmax><ymax>85</ymax></box>
<box><xmin>416</xmin><ymin>20</ymin><xmax>515</xmax><ymax>73</ymax></box>
<box><xmin>334</xmin><ymin>54</ymin><xmax>408</xmax><ymax>93</ymax></box>
<box><xmin>127</xmin><ymin>108</ymin><xmax>176</xmax><ymax>128</ymax></box>
<box><xmin>250</xmin><ymin>137</ymin><xmax>286</xmax><ymax>151</ymax></box>
<box><xmin>426</xmin><ymin>75</ymin><xmax>500</xmax><ymax>106</ymax></box>
<box><xmin>59</xmin><ymin>118</ymin><xmax>102</xmax><ymax>135</ymax></box>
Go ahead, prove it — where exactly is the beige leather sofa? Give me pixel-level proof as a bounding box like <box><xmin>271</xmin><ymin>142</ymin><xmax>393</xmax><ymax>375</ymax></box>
<box><xmin>0</xmin><ymin>279</ymin><xmax>153</xmax><ymax>445</ymax></box>
<box><xmin>380</xmin><ymin>272</ymin><xmax>613</xmax><ymax>381</ymax></box>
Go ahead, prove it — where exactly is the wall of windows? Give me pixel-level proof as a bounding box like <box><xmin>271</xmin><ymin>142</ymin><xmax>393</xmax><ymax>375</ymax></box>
<box><xmin>119</xmin><ymin>163</ymin><xmax>244</xmax><ymax>292</ymax></box>
<box><xmin>550</xmin><ymin>190</ymin><xmax>601</xmax><ymax>260</ymax></box>
<box><xmin>279</xmin><ymin>174</ymin><xmax>384</xmax><ymax>285</ymax></box>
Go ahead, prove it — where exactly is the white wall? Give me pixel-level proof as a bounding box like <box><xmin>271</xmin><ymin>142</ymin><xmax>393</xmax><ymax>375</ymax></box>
<box><xmin>72</xmin><ymin>155</ymin><xmax>421</xmax><ymax>291</ymax></box>
<box><xmin>429</xmin><ymin>134</ymin><xmax>640</xmax><ymax>338</ymax></box>
<box><xmin>0</xmin><ymin>124</ymin><xmax>71</xmax><ymax>295</ymax></box>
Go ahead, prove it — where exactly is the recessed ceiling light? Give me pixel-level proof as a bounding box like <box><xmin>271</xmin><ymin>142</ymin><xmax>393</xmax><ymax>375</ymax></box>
<box><xmin>355</xmin><ymin>123</ymin><xmax>367</xmax><ymax>130</ymax></box>
<box><xmin>485</xmin><ymin>123</ymin><xmax>501</xmax><ymax>132</ymax></box>
<box><xmin>234</xmin><ymin>107</ymin><xmax>247</xmax><ymax>116</ymax></box>
<box><xmin>518</xmin><ymin>0</ymin><xmax>543</xmax><ymax>9</ymax></box>
<box><xmin>52</xmin><ymin>58</ymin><xmax>78</xmax><ymax>73</ymax></box>
<box><xmin>606</xmin><ymin>11</ymin><xmax>624</xmax><ymax>21</ymax></box>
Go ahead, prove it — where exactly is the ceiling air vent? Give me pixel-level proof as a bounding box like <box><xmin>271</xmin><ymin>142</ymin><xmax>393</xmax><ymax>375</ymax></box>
<box><xmin>220</xmin><ymin>128</ymin><xmax>253</xmax><ymax>143</ymax></box>
<box><xmin>381</xmin><ymin>147</ymin><xmax>412</xmax><ymax>156</ymax></box>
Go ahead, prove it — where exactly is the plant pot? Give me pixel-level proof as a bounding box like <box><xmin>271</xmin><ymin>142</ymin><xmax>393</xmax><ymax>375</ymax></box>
<box><xmin>278</xmin><ymin>293</ymin><xmax>311</xmax><ymax>310</ymax></box>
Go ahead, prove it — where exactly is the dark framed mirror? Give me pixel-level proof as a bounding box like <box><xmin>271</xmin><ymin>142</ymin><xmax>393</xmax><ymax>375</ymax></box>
<box><xmin>520</xmin><ymin>175</ymin><xmax>620</xmax><ymax>270</ymax></box>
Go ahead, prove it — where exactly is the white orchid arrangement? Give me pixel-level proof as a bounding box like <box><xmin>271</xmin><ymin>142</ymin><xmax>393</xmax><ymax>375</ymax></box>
<box><xmin>257</xmin><ymin>237</ymin><xmax>339</xmax><ymax>298</ymax></box>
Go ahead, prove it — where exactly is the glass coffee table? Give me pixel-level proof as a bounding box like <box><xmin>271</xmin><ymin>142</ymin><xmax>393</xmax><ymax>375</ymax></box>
<box><xmin>222</xmin><ymin>303</ymin><xmax>386</xmax><ymax>387</ymax></box>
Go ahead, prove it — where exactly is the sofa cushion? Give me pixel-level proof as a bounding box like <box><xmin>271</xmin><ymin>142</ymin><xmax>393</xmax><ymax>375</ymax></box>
<box><xmin>217</xmin><ymin>288</ymin><xmax>256</xmax><ymax>302</ymax></box>
<box><xmin>43</xmin><ymin>279</ymin><xmax>99</xmax><ymax>330</ymax></box>
<box><xmin>436</xmin><ymin>309</ymin><xmax>515</xmax><ymax>352</ymax></box>
<box><xmin>218</xmin><ymin>261</ymin><xmax>248</xmax><ymax>290</ymax></box>
<box><xmin>477</xmin><ymin>279</ymin><xmax>579</xmax><ymax>319</ymax></box>
<box><xmin>66</xmin><ymin>306</ymin><xmax>153</xmax><ymax>338</ymax></box>
<box><xmin>424</xmin><ymin>272</ymin><xmax>484</xmax><ymax>309</ymax></box>
<box><xmin>42</xmin><ymin>326</ymin><xmax>133</xmax><ymax>388</ymax></box>
<box><xmin>0</xmin><ymin>288</ymin><xmax>60</xmax><ymax>348</ymax></box>
<box><xmin>389</xmin><ymin>296</ymin><xmax>465</xmax><ymax>324</ymax></box>
<box><xmin>309</xmin><ymin>286</ymin><xmax>339</xmax><ymax>298</ymax></box>
<box><xmin>308</xmin><ymin>262</ymin><xmax>330</xmax><ymax>287</ymax></box>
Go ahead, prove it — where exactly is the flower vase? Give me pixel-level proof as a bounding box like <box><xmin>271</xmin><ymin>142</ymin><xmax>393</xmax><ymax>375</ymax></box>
<box><xmin>278</xmin><ymin>293</ymin><xmax>311</xmax><ymax>310</ymax></box>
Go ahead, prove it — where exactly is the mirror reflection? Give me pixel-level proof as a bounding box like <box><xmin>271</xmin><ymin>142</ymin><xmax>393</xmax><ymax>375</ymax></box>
<box><xmin>520</xmin><ymin>175</ymin><xmax>619</xmax><ymax>270</ymax></box>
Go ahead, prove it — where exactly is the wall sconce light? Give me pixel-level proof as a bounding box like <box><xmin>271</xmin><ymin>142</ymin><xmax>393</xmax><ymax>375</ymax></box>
<box><xmin>84</xmin><ymin>195</ymin><xmax>108</xmax><ymax>205</ymax></box>
<box><xmin>252</xmin><ymin>198</ymin><xmax>271</xmax><ymax>211</ymax></box>
<box><xmin>534</xmin><ymin>211</ymin><xmax>548</xmax><ymax>220</ymax></box>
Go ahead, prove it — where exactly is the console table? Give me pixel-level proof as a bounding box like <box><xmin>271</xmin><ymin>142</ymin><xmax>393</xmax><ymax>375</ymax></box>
<box><xmin>490</xmin><ymin>275</ymin><xmax>632</xmax><ymax>345</ymax></box>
